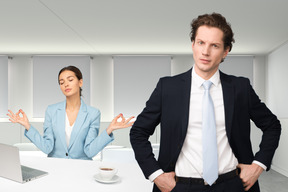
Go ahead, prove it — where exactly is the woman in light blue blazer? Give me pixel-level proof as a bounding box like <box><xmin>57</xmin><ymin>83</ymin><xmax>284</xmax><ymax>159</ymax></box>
<box><xmin>8</xmin><ymin>66</ymin><xmax>133</xmax><ymax>160</ymax></box>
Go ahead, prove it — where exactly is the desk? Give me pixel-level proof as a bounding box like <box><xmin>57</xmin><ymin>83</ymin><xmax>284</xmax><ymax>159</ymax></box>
<box><xmin>0</xmin><ymin>151</ymin><xmax>153</xmax><ymax>192</ymax></box>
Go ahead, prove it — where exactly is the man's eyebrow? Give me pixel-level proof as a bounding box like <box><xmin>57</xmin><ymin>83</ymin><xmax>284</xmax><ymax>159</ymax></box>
<box><xmin>213</xmin><ymin>42</ymin><xmax>222</xmax><ymax>46</ymax></box>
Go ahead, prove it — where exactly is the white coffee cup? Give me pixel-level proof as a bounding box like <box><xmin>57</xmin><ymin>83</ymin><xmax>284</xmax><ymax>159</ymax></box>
<box><xmin>99</xmin><ymin>166</ymin><xmax>118</xmax><ymax>181</ymax></box>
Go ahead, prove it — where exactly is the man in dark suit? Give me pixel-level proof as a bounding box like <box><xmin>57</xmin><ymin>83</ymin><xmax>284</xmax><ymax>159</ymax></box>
<box><xmin>130</xmin><ymin>13</ymin><xmax>281</xmax><ymax>192</ymax></box>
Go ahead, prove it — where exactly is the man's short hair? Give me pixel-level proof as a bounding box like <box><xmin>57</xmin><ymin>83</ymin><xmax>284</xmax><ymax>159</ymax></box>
<box><xmin>190</xmin><ymin>13</ymin><xmax>235</xmax><ymax>52</ymax></box>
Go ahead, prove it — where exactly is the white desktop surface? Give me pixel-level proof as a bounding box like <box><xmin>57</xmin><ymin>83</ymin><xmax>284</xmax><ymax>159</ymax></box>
<box><xmin>0</xmin><ymin>151</ymin><xmax>153</xmax><ymax>192</ymax></box>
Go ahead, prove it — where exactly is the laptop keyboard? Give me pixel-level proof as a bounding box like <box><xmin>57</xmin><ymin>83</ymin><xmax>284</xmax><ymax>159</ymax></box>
<box><xmin>21</xmin><ymin>166</ymin><xmax>36</xmax><ymax>180</ymax></box>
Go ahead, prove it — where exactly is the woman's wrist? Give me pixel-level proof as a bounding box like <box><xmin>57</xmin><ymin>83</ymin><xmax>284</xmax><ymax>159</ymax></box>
<box><xmin>24</xmin><ymin>123</ymin><xmax>31</xmax><ymax>131</ymax></box>
<box><xmin>106</xmin><ymin>126</ymin><xmax>113</xmax><ymax>135</ymax></box>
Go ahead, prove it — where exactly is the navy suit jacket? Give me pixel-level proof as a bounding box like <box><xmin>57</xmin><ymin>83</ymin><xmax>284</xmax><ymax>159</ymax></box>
<box><xmin>130</xmin><ymin>69</ymin><xmax>281</xmax><ymax>192</ymax></box>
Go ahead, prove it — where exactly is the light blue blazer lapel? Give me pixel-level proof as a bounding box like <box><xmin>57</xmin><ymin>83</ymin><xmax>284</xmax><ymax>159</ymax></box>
<box><xmin>55</xmin><ymin>101</ymin><xmax>68</xmax><ymax>151</ymax></box>
<box><xmin>68</xmin><ymin>100</ymin><xmax>88</xmax><ymax>150</ymax></box>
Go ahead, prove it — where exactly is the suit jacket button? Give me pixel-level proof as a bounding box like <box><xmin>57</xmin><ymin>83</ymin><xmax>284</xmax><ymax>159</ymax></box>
<box><xmin>66</xmin><ymin>153</ymin><xmax>68</xmax><ymax>156</ymax></box>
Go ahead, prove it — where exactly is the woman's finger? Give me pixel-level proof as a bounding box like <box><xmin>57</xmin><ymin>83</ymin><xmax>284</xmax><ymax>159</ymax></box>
<box><xmin>125</xmin><ymin>116</ymin><xmax>135</xmax><ymax>124</ymax></box>
<box><xmin>8</xmin><ymin>109</ymin><xmax>15</xmax><ymax>116</ymax></box>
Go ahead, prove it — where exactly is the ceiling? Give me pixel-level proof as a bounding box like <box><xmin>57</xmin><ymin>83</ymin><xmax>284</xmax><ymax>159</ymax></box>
<box><xmin>0</xmin><ymin>0</ymin><xmax>287</xmax><ymax>55</ymax></box>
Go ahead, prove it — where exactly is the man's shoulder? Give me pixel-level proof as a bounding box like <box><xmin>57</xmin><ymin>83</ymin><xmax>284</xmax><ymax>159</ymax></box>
<box><xmin>220</xmin><ymin>71</ymin><xmax>250</xmax><ymax>84</ymax></box>
<box><xmin>160</xmin><ymin>68</ymin><xmax>191</xmax><ymax>82</ymax></box>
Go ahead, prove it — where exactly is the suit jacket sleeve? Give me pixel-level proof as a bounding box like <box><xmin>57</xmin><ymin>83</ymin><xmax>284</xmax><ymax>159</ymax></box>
<box><xmin>247</xmin><ymin>81</ymin><xmax>281</xmax><ymax>170</ymax></box>
<box><xmin>130</xmin><ymin>79</ymin><xmax>163</xmax><ymax>179</ymax></box>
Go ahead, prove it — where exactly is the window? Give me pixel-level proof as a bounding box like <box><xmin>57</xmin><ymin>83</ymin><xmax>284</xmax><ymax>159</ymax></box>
<box><xmin>0</xmin><ymin>56</ymin><xmax>8</xmax><ymax>118</ymax></box>
<box><xmin>114</xmin><ymin>56</ymin><xmax>171</xmax><ymax>117</ymax></box>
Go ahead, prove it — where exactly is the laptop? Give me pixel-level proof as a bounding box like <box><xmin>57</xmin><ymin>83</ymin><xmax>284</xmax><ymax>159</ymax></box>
<box><xmin>0</xmin><ymin>143</ymin><xmax>48</xmax><ymax>183</ymax></box>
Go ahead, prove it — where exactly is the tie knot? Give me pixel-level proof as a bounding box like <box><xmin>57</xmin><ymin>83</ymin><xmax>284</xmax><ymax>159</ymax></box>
<box><xmin>203</xmin><ymin>80</ymin><xmax>212</xmax><ymax>90</ymax></box>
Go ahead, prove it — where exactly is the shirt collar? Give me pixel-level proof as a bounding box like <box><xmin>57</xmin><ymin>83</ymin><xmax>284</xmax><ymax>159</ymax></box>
<box><xmin>191</xmin><ymin>67</ymin><xmax>220</xmax><ymax>88</ymax></box>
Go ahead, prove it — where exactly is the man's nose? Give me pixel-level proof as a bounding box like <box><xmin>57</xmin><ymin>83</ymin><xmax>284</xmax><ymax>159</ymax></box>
<box><xmin>202</xmin><ymin>45</ymin><xmax>210</xmax><ymax>56</ymax></box>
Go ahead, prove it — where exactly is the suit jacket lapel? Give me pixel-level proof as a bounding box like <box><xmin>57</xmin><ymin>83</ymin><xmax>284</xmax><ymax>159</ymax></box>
<box><xmin>68</xmin><ymin>100</ymin><xmax>88</xmax><ymax>150</ymax></box>
<box><xmin>220</xmin><ymin>71</ymin><xmax>234</xmax><ymax>140</ymax></box>
<box><xmin>181</xmin><ymin>69</ymin><xmax>192</xmax><ymax>141</ymax></box>
<box><xmin>55</xmin><ymin>101</ymin><xmax>68</xmax><ymax>151</ymax></box>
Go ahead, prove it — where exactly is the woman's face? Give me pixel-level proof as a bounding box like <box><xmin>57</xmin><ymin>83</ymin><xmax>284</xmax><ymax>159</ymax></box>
<box><xmin>58</xmin><ymin>70</ymin><xmax>83</xmax><ymax>98</ymax></box>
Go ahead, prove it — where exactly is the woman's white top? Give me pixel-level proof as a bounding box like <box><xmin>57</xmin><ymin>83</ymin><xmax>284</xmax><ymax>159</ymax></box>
<box><xmin>65</xmin><ymin>112</ymin><xmax>75</xmax><ymax>147</ymax></box>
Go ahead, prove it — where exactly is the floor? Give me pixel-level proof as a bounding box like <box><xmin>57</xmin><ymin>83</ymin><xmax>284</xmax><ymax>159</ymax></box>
<box><xmin>259</xmin><ymin>169</ymin><xmax>288</xmax><ymax>192</ymax></box>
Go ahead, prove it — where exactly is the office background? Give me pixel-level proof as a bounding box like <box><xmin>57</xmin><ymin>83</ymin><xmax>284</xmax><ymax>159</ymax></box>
<box><xmin>0</xmin><ymin>0</ymin><xmax>287</xmax><ymax>179</ymax></box>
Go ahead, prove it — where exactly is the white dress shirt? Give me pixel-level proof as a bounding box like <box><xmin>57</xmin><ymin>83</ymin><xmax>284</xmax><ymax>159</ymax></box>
<box><xmin>175</xmin><ymin>68</ymin><xmax>238</xmax><ymax>178</ymax></box>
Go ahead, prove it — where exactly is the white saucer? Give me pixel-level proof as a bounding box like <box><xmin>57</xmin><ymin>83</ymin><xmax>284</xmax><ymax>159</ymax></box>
<box><xmin>94</xmin><ymin>174</ymin><xmax>121</xmax><ymax>184</ymax></box>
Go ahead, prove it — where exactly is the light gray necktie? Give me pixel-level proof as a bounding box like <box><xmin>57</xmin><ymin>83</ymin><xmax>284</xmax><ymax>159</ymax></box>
<box><xmin>202</xmin><ymin>80</ymin><xmax>218</xmax><ymax>185</ymax></box>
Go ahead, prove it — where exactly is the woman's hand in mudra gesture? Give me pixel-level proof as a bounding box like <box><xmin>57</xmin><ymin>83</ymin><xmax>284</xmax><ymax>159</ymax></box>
<box><xmin>106</xmin><ymin>113</ymin><xmax>135</xmax><ymax>135</ymax></box>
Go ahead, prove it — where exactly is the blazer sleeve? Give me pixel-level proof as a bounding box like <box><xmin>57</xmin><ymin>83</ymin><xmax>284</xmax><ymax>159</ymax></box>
<box><xmin>24</xmin><ymin>106</ymin><xmax>55</xmax><ymax>154</ymax></box>
<box><xmin>83</xmin><ymin>109</ymin><xmax>114</xmax><ymax>158</ymax></box>
<box><xmin>130</xmin><ymin>79</ymin><xmax>162</xmax><ymax>179</ymax></box>
<box><xmin>248</xmin><ymin>81</ymin><xmax>281</xmax><ymax>170</ymax></box>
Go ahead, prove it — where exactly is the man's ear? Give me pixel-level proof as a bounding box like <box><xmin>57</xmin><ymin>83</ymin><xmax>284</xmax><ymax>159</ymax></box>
<box><xmin>223</xmin><ymin>47</ymin><xmax>230</xmax><ymax>57</ymax></box>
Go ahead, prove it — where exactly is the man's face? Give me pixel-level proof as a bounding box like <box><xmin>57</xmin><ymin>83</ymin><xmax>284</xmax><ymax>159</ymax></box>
<box><xmin>192</xmin><ymin>25</ymin><xmax>229</xmax><ymax>79</ymax></box>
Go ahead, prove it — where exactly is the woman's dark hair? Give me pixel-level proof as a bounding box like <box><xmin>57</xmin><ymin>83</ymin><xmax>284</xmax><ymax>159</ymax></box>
<box><xmin>190</xmin><ymin>12</ymin><xmax>235</xmax><ymax>52</ymax></box>
<box><xmin>58</xmin><ymin>65</ymin><xmax>83</xmax><ymax>96</ymax></box>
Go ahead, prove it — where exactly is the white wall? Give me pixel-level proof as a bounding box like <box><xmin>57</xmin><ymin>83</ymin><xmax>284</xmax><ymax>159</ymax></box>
<box><xmin>253</xmin><ymin>55</ymin><xmax>267</xmax><ymax>102</ymax></box>
<box><xmin>266</xmin><ymin>42</ymin><xmax>288</xmax><ymax>176</ymax></box>
<box><xmin>250</xmin><ymin>56</ymin><xmax>267</xmax><ymax>156</ymax></box>
<box><xmin>91</xmin><ymin>56</ymin><xmax>114</xmax><ymax>122</ymax></box>
<box><xmin>8</xmin><ymin>56</ymin><xmax>33</xmax><ymax>117</ymax></box>
<box><xmin>0</xmin><ymin>57</ymin><xmax>33</xmax><ymax>145</ymax></box>
<box><xmin>266</xmin><ymin>43</ymin><xmax>288</xmax><ymax>119</ymax></box>
<box><xmin>0</xmin><ymin>56</ymin><xmax>8</xmax><ymax>118</ymax></box>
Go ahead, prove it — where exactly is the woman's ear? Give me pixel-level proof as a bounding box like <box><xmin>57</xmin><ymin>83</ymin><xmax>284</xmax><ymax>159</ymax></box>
<box><xmin>79</xmin><ymin>79</ymin><xmax>83</xmax><ymax>88</ymax></box>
